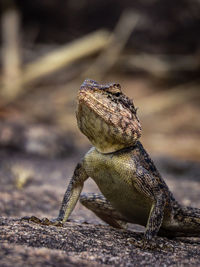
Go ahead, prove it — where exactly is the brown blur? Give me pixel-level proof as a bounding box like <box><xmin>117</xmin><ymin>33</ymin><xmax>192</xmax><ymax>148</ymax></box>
<box><xmin>1</xmin><ymin>0</ymin><xmax>200</xmax><ymax>161</ymax></box>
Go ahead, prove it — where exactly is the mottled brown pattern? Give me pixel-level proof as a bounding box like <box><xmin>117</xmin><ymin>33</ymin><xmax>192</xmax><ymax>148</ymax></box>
<box><xmin>23</xmin><ymin>79</ymin><xmax>200</xmax><ymax>244</ymax></box>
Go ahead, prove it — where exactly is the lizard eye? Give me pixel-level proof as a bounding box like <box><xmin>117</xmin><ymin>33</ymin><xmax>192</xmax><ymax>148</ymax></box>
<box><xmin>114</xmin><ymin>92</ymin><xmax>121</xmax><ymax>97</ymax></box>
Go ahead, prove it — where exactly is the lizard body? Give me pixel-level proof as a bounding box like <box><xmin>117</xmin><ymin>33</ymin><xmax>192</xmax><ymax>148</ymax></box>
<box><xmin>23</xmin><ymin>79</ymin><xmax>200</xmax><ymax>241</ymax></box>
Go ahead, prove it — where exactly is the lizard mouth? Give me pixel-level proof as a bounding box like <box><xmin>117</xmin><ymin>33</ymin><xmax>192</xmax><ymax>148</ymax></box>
<box><xmin>78</xmin><ymin>90</ymin><xmax>131</xmax><ymax>119</ymax></box>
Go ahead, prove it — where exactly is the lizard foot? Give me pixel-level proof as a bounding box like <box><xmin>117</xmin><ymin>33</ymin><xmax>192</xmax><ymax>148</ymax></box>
<box><xmin>21</xmin><ymin>216</ymin><xmax>63</xmax><ymax>227</ymax></box>
<box><xmin>128</xmin><ymin>237</ymin><xmax>158</xmax><ymax>250</ymax></box>
<box><xmin>128</xmin><ymin>236</ymin><xmax>174</xmax><ymax>252</ymax></box>
<box><xmin>143</xmin><ymin>233</ymin><xmax>174</xmax><ymax>251</ymax></box>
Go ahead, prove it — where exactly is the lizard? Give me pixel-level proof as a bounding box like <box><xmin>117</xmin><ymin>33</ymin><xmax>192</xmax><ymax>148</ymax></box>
<box><xmin>22</xmin><ymin>79</ymin><xmax>200</xmax><ymax>243</ymax></box>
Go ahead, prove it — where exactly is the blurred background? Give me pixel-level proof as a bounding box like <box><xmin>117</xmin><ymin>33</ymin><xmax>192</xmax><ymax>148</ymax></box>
<box><xmin>0</xmin><ymin>0</ymin><xmax>200</xmax><ymax>223</ymax></box>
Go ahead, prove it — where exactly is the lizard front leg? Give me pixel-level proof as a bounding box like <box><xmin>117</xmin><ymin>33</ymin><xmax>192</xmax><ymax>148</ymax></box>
<box><xmin>22</xmin><ymin>162</ymin><xmax>88</xmax><ymax>226</ymax></box>
<box><xmin>134</xmin><ymin>166</ymin><xmax>168</xmax><ymax>242</ymax></box>
<box><xmin>144</xmin><ymin>193</ymin><xmax>166</xmax><ymax>240</ymax></box>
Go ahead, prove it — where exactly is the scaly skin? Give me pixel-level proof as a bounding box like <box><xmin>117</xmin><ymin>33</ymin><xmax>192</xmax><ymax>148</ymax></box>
<box><xmin>22</xmin><ymin>79</ymin><xmax>200</xmax><ymax>243</ymax></box>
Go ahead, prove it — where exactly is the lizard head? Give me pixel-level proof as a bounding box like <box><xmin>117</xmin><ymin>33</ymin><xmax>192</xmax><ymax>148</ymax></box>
<box><xmin>76</xmin><ymin>79</ymin><xmax>141</xmax><ymax>153</ymax></box>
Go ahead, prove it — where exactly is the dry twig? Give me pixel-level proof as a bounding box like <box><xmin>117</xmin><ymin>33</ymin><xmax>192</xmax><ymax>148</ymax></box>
<box><xmin>0</xmin><ymin>30</ymin><xmax>110</xmax><ymax>106</ymax></box>
<box><xmin>82</xmin><ymin>10</ymin><xmax>140</xmax><ymax>79</ymax></box>
<box><xmin>137</xmin><ymin>81</ymin><xmax>200</xmax><ymax>116</ymax></box>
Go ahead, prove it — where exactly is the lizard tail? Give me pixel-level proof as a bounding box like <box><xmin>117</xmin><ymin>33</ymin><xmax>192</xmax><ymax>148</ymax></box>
<box><xmin>160</xmin><ymin>205</ymin><xmax>200</xmax><ymax>237</ymax></box>
<box><xmin>172</xmin><ymin>206</ymin><xmax>200</xmax><ymax>237</ymax></box>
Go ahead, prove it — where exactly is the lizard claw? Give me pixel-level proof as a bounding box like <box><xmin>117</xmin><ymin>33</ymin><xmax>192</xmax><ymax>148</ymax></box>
<box><xmin>128</xmin><ymin>234</ymin><xmax>161</xmax><ymax>251</ymax></box>
<box><xmin>21</xmin><ymin>215</ymin><xmax>42</xmax><ymax>223</ymax></box>
<box><xmin>40</xmin><ymin>217</ymin><xmax>63</xmax><ymax>227</ymax></box>
<box><xmin>21</xmin><ymin>216</ymin><xmax>63</xmax><ymax>227</ymax></box>
<box><xmin>133</xmin><ymin>235</ymin><xmax>174</xmax><ymax>252</ymax></box>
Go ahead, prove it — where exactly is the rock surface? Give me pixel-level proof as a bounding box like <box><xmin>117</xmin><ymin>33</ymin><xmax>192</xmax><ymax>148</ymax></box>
<box><xmin>1</xmin><ymin>217</ymin><xmax>200</xmax><ymax>267</ymax></box>
<box><xmin>0</xmin><ymin>149</ymin><xmax>200</xmax><ymax>266</ymax></box>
